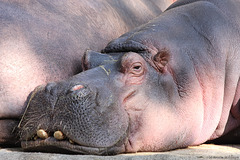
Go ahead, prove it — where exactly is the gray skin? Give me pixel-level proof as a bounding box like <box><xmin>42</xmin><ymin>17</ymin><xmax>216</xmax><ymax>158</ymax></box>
<box><xmin>18</xmin><ymin>0</ymin><xmax>240</xmax><ymax>155</ymax></box>
<box><xmin>0</xmin><ymin>0</ymin><xmax>175</xmax><ymax>145</ymax></box>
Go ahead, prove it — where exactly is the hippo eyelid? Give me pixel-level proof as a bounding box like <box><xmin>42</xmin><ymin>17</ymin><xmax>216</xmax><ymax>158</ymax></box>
<box><xmin>130</xmin><ymin>62</ymin><xmax>144</xmax><ymax>75</ymax></box>
<box><xmin>131</xmin><ymin>62</ymin><xmax>142</xmax><ymax>70</ymax></box>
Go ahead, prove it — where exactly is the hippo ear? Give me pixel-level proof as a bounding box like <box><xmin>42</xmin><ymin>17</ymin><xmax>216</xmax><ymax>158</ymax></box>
<box><xmin>152</xmin><ymin>49</ymin><xmax>170</xmax><ymax>72</ymax></box>
<box><xmin>82</xmin><ymin>50</ymin><xmax>109</xmax><ymax>70</ymax></box>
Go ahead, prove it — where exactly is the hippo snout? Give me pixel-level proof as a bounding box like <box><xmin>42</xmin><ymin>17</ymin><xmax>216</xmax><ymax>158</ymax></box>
<box><xmin>18</xmin><ymin>75</ymin><xmax>129</xmax><ymax>155</ymax></box>
<box><xmin>18</xmin><ymin>50</ymin><xmax>153</xmax><ymax>154</ymax></box>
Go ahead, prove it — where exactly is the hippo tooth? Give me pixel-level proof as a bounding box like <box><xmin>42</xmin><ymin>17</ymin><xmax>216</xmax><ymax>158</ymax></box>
<box><xmin>37</xmin><ymin>129</ymin><xmax>48</xmax><ymax>139</ymax></box>
<box><xmin>69</xmin><ymin>139</ymin><xmax>74</xmax><ymax>144</ymax></box>
<box><xmin>54</xmin><ymin>131</ymin><xmax>65</xmax><ymax>140</ymax></box>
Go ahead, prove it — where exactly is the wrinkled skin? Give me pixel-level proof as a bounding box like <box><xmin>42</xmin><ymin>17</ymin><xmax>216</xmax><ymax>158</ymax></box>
<box><xmin>19</xmin><ymin>0</ymin><xmax>240</xmax><ymax>155</ymax></box>
<box><xmin>0</xmin><ymin>0</ymin><xmax>175</xmax><ymax>145</ymax></box>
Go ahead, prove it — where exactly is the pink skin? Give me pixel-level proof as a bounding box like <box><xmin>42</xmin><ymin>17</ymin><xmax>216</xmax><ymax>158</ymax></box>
<box><xmin>96</xmin><ymin>0</ymin><xmax>240</xmax><ymax>152</ymax></box>
<box><xmin>115</xmin><ymin>49</ymin><xmax>240</xmax><ymax>152</ymax></box>
<box><xmin>117</xmin><ymin>52</ymin><xmax>203</xmax><ymax>152</ymax></box>
<box><xmin>58</xmin><ymin>0</ymin><xmax>240</xmax><ymax>152</ymax></box>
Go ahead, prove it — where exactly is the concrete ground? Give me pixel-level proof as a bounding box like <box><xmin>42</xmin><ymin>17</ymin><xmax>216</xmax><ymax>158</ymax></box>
<box><xmin>0</xmin><ymin>144</ymin><xmax>239</xmax><ymax>160</ymax></box>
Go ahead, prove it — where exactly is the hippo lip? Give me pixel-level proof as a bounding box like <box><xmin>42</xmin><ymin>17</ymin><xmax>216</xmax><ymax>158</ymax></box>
<box><xmin>19</xmin><ymin>82</ymin><xmax>130</xmax><ymax>155</ymax></box>
<box><xmin>21</xmin><ymin>137</ymin><xmax>127</xmax><ymax>155</ymax></box>
<box><xmin>21</xmin><ymin>138</ymin><xmax>108</xmax><ymax>155</ymax></box>
<box><xmin>20</xmin><ymin>124</ymin><xmax>129</xmax><ymax>155</ymax></box>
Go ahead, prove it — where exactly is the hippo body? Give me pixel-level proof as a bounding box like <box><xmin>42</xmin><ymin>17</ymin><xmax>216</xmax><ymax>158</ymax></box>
<box><xmin>0</xmin><ymin>0</ymin><xmax>174</xmax><ymax>145</ymax></box>
<box><xmin>19</xmin><ymin>0</ymin><xmax>240</xmax><ymax>155</ymax></box>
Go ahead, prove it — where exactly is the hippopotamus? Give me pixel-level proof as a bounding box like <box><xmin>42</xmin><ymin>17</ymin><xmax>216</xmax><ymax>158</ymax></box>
<box><xmin>0</xmin><ymin>0</ymin><xmax>175</xmax><ymax>146</ymax></box>
<box><xmin>18</xmin><ymin>0</ymin><xmax>240</xmax><ymax>155</ymax></box>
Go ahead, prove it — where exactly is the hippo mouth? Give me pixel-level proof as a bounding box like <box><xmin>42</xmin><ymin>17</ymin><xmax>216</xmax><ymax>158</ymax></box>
<box><xmin>18</xmin><ymin>81</ymin><xmax>129</xmax><ymax>155</ymax></box>
<box><xmin>21</xmin><ymin>130</ymin><xmax>128</xmax><ymax>155</ymax></box>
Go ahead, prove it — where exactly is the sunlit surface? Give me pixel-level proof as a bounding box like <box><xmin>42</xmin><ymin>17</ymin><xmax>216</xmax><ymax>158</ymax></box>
<box><xmin>188</xmin><ymin>144</ymin><xmax>240</xmax><ymax>153</ymax></box>
<box><xmin>121</xmin><ymin>144</ymin><xmax>240</xmax><ymax>156</ymax></box>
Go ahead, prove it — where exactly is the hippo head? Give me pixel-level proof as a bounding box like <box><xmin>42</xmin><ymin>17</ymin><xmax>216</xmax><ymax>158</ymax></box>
<box><xmin>17</xmin><ymin>0</ymin><xmax>240</xmax><ymax>154</ymax></box>
<box><xmin>18</xmin><ymin>47</ymin><xmax>198</xmax><ymax>155</ymax></box>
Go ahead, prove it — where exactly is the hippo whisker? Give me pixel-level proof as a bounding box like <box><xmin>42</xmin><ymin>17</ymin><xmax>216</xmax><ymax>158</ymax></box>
<box><xmin>18</xmin><ymin>86</ymin><xmax>43</xmax><ymax>129</ymax></box>
<box><xmin>99</xmin><ymin>65</ymin><xmax>111</xmax><ymax>76</ymax></box>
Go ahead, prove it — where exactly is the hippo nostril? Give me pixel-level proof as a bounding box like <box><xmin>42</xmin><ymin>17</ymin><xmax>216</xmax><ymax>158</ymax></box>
<box><xmin>68</xmin><ymin>84</ymin><xmax>91</xmax><ymax>98</ymax></box>
<box><xmin>70</xmin><ymin>85</ymin><xmax>84</xmax><ymax>91</ymax></box>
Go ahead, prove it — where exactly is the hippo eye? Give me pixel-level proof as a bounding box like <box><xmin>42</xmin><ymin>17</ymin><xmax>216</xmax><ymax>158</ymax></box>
<box><xmin>130</xmin><ymin>62</ymin><xmax>143</xmax><ymax>75</ymax></box>
<box><xmin>133</xmin><ymin>65</ymin><xmax>141</xmax><ymax>70</ymax></box>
